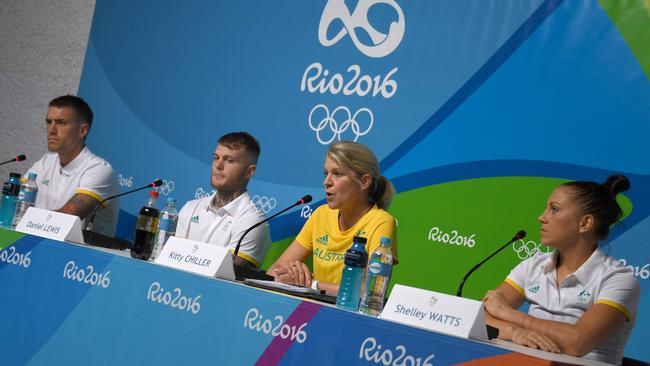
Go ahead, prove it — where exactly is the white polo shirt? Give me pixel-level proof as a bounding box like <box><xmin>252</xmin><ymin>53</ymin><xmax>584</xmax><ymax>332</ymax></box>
<box><xmin>175</xmin><ymin>192</ymin><xmax>271</xmax><ymax>268</ymax></box>
<box><xmin>505</xmin><ymin>248</ymin><xmax>640</xmax><ymax>364</ymax></box>
<box><xmin>25</xmin><ymin>147</ymin><xmax>119</xmax><ymax>237</ymax></box>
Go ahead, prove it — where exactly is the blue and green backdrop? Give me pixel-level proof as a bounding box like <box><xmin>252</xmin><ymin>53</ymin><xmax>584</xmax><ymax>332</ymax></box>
<box><xmin>75</xmin><ymin>0</ymin><xmax>649</xmax><ymax>360</ymax></box>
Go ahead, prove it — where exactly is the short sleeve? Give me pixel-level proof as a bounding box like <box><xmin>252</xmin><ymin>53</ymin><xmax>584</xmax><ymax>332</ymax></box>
<box><xmin>231</xmin><ymin>221</ymin><xmax>271</xmax><ymax>268</ymax></box>
<box><xmin>175</xmin><ymin>200</ymin><xmax>194</xmax><ymax>239</ymax></box>
<box><xmin>595</xmin><ymin>267</ymin><xmax>640</xmax><ymax>321</ymax></box>
<box><xmin>505</xmin><ymin>258</ymin><xmax>530</xmax><ymax>298</ymax></box>
<box><xmin>76</xmin><ymin>161</ymin><xmax>118</xmax><ymax>202</ymax></box>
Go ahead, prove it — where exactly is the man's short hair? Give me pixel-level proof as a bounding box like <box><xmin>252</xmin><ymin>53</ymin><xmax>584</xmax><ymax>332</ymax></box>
<box><xmin>218</xmin><ymin>132</ymin><xmax>261</xmax><ymax>163</ymax></box>
<box><xmin>49</xmin><ymin>95</ymin><xmax>94</xmax><ymax>128</ymax></box>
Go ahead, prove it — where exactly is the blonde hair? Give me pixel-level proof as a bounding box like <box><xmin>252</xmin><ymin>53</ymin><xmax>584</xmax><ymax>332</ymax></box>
<box><xmin>327</xmin><ymin>141</ymin><xmax>395</xmax><ymax>209</ymax></box>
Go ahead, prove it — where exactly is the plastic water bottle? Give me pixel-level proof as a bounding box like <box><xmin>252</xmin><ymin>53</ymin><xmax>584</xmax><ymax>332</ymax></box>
<box><xmin>150</xmin><ymin>197</ymin><xmax>178</xmax><ymax>261</ymax></box>
<box><xmin>360</xmin><ymin>236</ymin><xmax>394</xmax><ymax>316</ymax></box>
<box><xmin>131</xmin><ymin>191</ymin><xmax>159</xmax><ymax>260</ymax></box>
<box><xmin>336</xmin><ymin>236</ymin><xmax>368</xmax><ymax>311</ymax></box>
<box><xmin>0</xmin><ymin>173</ymin><xmax>21</xmax><ymax>228</ymax></box>
<box><xmin>12</xmin><ymin>173</ymin><xmax>38</xmax><ymax>227</ymax></box>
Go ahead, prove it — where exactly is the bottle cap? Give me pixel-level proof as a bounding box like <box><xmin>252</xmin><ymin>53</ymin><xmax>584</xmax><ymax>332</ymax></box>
<box><xmin>380</xmin><ymin>236</ymin><xmax>391</xmax><ymax>247</ymax></box>
<box><xmin>166</xmin><ymin>197</ymin><xmax>175</xmax><ymax>204</ymax></box>
<box><xmin>28</xmin><ymin>172</ymin><xmax>37</xmax><ymax>180</ymax></box>
<box><xmin>149</xmin><ymin>191</ymin><xmax>159</xmax><ymax>198</ymax></box>
<box><xmin>353</xmin><ymin>236</ymin><xmax>367</xmax><ymax>244</ymax></box>
<box><xmin>9</xmin><ymin>172</ymin><xmax>21</xmax><ymax>179</ymax></box>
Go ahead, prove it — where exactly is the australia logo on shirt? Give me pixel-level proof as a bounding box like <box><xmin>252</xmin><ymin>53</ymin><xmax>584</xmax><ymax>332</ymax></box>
<box><xmin>528</xmin><ymin>285</ymin><xmax>540</xmax><ymax>294</ymax></box>
<box><xmin>577</xmin><ymin>289</ymin><xmax>592</xmax><ymax>303</ymax></box>
<box><xmin>190</xmin><ymin>215</ymin><xmax>200</xmax><ymax>224</ymax></box>
<box><xmin>41</xmin><ymin>179</ymin><xmax>50</xmax><ymax>186</ymax></box>
<box><xmin>316</xmin><ymin>234</ymin><xmax>329</xmax><ymax>246</ymax></box>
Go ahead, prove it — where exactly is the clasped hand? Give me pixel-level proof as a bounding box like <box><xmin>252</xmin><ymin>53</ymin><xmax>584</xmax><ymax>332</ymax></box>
<box><xmin>272</xmin><ymin>261</ymin><xmax>312</xmax><ymax>287</ymax></box>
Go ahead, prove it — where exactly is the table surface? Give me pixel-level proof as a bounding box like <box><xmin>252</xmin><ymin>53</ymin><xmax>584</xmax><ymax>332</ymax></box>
<box><xmin>0</xmin><ymin>229</ymin><xmax>607</xmax><ymax>366</ymax></box>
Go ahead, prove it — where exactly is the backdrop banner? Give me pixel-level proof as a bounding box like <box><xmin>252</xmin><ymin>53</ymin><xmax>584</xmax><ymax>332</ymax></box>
<box><xmin>77</xmin><ymin>0</ymin><xmax>649</xmax><ymax>360</ymax></box>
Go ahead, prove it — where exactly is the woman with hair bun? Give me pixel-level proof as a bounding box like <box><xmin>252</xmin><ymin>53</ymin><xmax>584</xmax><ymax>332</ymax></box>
<box><xmin>268</xmin><ymin>141</ymin><xmax>398</xmax><ymax>294</ymax></box>
<box><xmin>483</xmin><ymin>175</ymin><xmax>640</xmax><ymax>364</ymax></box>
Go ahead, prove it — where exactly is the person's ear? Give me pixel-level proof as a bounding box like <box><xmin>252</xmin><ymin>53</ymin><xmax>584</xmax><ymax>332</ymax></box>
<box><xmin>360</xmin><ymin>174</ymin><xmax>372</xmax><ymax>191</ymax></box>
<box><xmin>578</xmin><ymin>214</ymin><xmax>595</xmax><ymax>234</ymax></box>
<box><xmin>245</xmin><ymin>164</ymin><xmax>256</xmax><ymax>180</ymax></box>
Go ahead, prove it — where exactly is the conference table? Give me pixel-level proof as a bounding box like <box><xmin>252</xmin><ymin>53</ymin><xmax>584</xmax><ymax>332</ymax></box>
<box><xmin>0</xmin><ymin>228</ymin><xmax>605</xmax><ymax>365</ymax></box>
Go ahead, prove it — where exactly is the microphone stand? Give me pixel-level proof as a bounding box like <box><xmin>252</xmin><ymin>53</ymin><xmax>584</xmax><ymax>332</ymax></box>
<box><xmin>456</xmin><ymin>230</ymin><xmax>526</xmax><ymax>297</ymax></box>
<box><xmin>83</xmin><ymin>179</ymin><xmax>163</xmax><ymax>250</ymax></box>
<box><xmin>233</xmin><ymin>195</ymin><xmax>312</xmax><ymax>280</ymax></box>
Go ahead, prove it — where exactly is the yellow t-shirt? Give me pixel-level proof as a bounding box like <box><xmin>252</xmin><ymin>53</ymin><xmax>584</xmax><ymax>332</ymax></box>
<box><xmin>296</xmin><ymin>204</ymin><xmax>398</xmax><ymax>284</ymax></box>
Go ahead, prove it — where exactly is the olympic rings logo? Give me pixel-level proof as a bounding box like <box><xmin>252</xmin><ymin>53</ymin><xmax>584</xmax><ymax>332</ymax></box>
<box><xmin>154</xmin><ymin>179</ymin><xmax>175</xmax><ymax>196</ymax></box>
<box><xmin>512</xmin><ymin>239</ymin><xmax>552</xmax><ymax>260</ymax></box>
<box><xmin>318</xmin><ymin>0</ymin><xmax>405</xmax><ymax>58</ymax></box>
<box><xmin>308</xmin><ymin>104</ymin><xmax>373</xmax><ymax>145</ymax></box>
<box><xmin>252</xmin><ymin>195</ymin><xmax>277</xmax><ymax>214</ymax></box>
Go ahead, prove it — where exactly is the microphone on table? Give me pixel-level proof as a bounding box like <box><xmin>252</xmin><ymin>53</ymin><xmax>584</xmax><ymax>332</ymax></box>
<box><xmin>0</xmin><ymin>154</ymin><xmax>26</xmax><ymax>166</ymax></box>
<box><xmin>456</xmin><ymin>230</ymin><xmax>526</xmax><ymax>298</ymax></box>
<box><xmin>233</xmin><ymin>194</ymin><xmax>312</xmax><ymax>280</ymax></box>
<box><xmin>83</xmin><ymin>179</ymin><xmax>164</xmax><ymax>250</ymax></box>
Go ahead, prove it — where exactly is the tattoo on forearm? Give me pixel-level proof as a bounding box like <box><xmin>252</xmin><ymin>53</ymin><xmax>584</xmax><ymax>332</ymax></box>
<box><xmin>58</xmin><ymin>193</ymin><xmax>100</xmax><ymax>219</ymax></box>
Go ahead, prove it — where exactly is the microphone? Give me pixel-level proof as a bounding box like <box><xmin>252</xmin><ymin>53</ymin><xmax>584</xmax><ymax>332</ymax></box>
<box><xmin>84</xmin><ymin>178</ymin><xmax>163</xmax><ymax>233</ymax></box>
<box><xmin>0</xmin><ymin>154</ymin><xmax>26</xmax><ymax>166</ymax></box>
<box><xmin>233</xmin><ymin>194</ymin><xmax>312</xmax><ymax>280</ymax></box>
<box><xmin>456</xmin><ymin>230</ymin><xmax>526</xmax><ymax>297</ymax></box>
<box><xmin>234</xmin><ymin>194</ymin><xmax>312</xmax><ymax>257</ymax></box>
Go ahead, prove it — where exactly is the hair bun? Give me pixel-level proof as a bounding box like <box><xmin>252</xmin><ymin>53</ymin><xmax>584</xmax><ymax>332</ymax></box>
<box><xmin>603</xmin><ymin>175</ymin><xmax>630</xmax><ymax>196</ymax></box>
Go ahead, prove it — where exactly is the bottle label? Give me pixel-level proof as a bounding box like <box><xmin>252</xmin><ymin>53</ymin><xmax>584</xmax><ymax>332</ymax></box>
<box><xmin>2</xmin><ymin>182</ymin><xmax>19</xmax><ymax>196</ymax></box>
<box><xmin>136</xmin><ymin>215</ymin><xmax>158</xmax><ymax>232</ymax></box>
<box><xmin>157</xmin><ymin>215</ymin><xmax>177</xmax><ymax>232</ymax></box>
<box><xmin>18</xmin><ymin>189</ymin><xmax>36</xmax><ymax>203</ymax></box>
<box><xmin>368</xmin><ymin>261</ymin><xmax>392</xmax><ymax>277</ymax></box>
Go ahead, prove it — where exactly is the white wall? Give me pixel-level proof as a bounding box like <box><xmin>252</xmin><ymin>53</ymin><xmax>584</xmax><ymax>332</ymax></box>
<box><xmin>0</xmin><ymin>0</ymin><xmax>95</xmax><ymax>179</ymax></box>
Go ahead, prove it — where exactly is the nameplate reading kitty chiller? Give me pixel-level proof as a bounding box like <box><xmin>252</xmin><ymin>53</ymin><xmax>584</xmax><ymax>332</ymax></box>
<box><xmin>381</xmin><ymin>284</ymin><xmax>487</xmax><ymax>339</ymax></box>
<box><xmin>155</xmin><ymin>236</ymin><xmax>235</xmax><ymax>280</ymax></box>
<box><xmin>15</xmin><ymin>207</ymin><xmax>84</xmax><ymax>244</ymax></box>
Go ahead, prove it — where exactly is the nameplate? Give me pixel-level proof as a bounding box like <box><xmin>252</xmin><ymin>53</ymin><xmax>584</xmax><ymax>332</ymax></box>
<box><xmin>15</xmin><ymin>207</ymin><xmax>84</xmax><ymax>244</ymax></box>
<box><xmin>381</xmin><ymin>284</ymin><xmax>487</xmax><ymax>340</ymax></box>
<box><xmin>154</xmin><ymin>236</ymin><xmax>235</xmax><ymax>280</ymax></box>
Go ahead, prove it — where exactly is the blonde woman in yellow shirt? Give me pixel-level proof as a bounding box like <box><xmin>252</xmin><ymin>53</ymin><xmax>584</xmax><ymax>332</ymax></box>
<box><xmin>269</xmin><ymin>141</ymin><xmax>398</xmax><ymax>294</ymax></box>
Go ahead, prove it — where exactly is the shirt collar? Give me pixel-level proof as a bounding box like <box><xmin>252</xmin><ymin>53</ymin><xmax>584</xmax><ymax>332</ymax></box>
<box><xmin>206</xmin><ymin>191</ymin><xmax>250</xmax><ymax>216</ymax></box>
<box><xmin>59</xmin><ymin>146</ymin><xmax>89</xmax><ymax>176</ymax></box>
<box><xmin>542</xmin><ymin>247</ymin><xmax>605</xmax><ymax>285</ymax></box>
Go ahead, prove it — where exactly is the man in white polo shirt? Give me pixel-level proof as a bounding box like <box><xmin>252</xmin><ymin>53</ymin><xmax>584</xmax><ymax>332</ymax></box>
<box><xmin>176</xmin><ymin>132</ymin><xmax>271</xmax><ymax>269</ymax></box>
<box><xmin>25</xmin><ymin>95</ymin><xmax>119</xmax><ymax>237</ymax></box>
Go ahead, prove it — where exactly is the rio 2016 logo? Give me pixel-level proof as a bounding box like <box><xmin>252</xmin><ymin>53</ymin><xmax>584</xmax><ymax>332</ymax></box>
<box><xmin>512</xmin><ymin>239</ymin><xmax>552</xmax><ymax>260</ymax></box>
<box><xmin>243</xmin><ymin>307</ymin><xmax>308</xmax><ymax>343</ymax></box>
<box><xmin>308</xmin><ymin>104</ymin><xmax>374</xmax><ymax>145</ymax></box>
<box><xmin>618</xmin><ymin>258</ymin><xmax>649</xmax><ymax>280</ymax></box>
<box><xmin>251</xmin><ymin>195</ymin><xmax>277</xmax><ymax>214</ymax></box>
<box><xmin>318</xmin><ymin>0</ymin><xmax>405</xmax><ymax>58</ymax></box>
<box><xmin>0</xmin><ymin>246</ymin><xmax>31</xmax><ymax>268</ymax></box>
<box><xmin>359</xmin><ymin>337</ymin><xmax>434</xmax><ymax>366</ymax></box>
<box><xmin>154</xmin><ymin>179</ymin><xmax>175</xmax><ymax>196</ymax></box>
<box><xmin>62</xmin><ymin>260</ymin><xmax>111</xmax><ymax>288</ymax></box>
<box><xmin>147</xmin><ymin>281</ymin><xmax>201</xmax><ymax>314</ymax></box>
<box><xmin>427</xmin><ymin>226</ymin><xmax>476</xmax><ymax>248</ymax></box>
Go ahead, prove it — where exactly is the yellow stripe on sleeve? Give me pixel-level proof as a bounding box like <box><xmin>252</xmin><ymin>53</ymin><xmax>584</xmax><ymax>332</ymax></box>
<box><xmin>505</xmin><ymin>278</ymin><xmax>525</xmax><ymax>297</ymax></box>
<box><xmin>230</xmin><ymin>249</ymin><xmax>260</xmax><ymax>268</ymax></box>
<box><xmin>596</xmin><ymin>299</ymin><xmax>632</xmax><ymax>321</ymax></box>
<box><xmin>75</xmin><ymin>189</ymin><xmax>107</xmax><ymax>206</ymax></box>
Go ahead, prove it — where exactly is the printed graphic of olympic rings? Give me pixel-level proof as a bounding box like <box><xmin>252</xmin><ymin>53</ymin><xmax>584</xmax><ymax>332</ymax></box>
<box><xmin>308</xmin><ymin>104</ymin><xmax>373</xmax><ymax>145</ymax></box>
<box><xmin>154</xmin><ymin>179</ymin><xmax>175</xmax><ymax>196</ymax></box>
<box><xmin>512</xmin><ymin>239</ymin><xmax>552</xmax><ymax>260</ymax></box>
<box><xmin>252</xmin><ymin>195</ymin><xmax>277</xmax><ymax>214</ymax></box>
